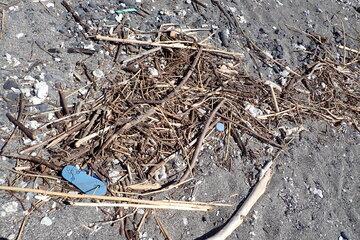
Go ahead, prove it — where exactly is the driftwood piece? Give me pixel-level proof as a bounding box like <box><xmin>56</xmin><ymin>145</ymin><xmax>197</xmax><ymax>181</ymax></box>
<box><xmin>206</xmin><ymin>162</ymin><xmax>273</xmax><ymax>240</ymax></box>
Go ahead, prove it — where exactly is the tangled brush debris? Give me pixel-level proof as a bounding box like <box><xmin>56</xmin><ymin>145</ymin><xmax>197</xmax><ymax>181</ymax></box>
<box><xmin>0</xmin><ymin>3</ymin><xmax>359</xmax><ymax>237</ymax></box>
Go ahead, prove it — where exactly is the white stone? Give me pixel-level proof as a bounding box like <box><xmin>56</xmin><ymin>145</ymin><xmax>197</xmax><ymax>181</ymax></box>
<box><xmin>16</xmin><ymin>33</ymin><xmax>25</xmax><ymax>39</ymax></box>
<box><xmin>84</xmin><ymin>42</ymin><xmax>95</xmax><ymax>51</ymax></box>
<box><xmin>93</xmin><ymin>69</ymin><xmax>105</xmax><ymax>79</ymax></box>
<box><xmin>24</xmin><ymin>75</ymin><xmax>36</xmax><ymax>81</ymax></box>
<box><xmin>148</xmin><ymin>67</ymin><xmax>159</xmax><ymax>77</ymax></box>
<box><xmin>46</xmin><ymin>2</ymin><xmax>54</xmax><ymax>8</ymax></box>
<box><xmin>310</xmin><ymin>187</ymin><xmax>324</xmax><ymax>198</ymax></box>
<box><xmin>115</xmin><ymin>14</ymin><xmax>124</xmax><ymax>23</ymax></box>
<box><xmin>182</xmin><ymin>217</ymin><xmax>188</xmax><ymax>226</ymax></box>
<box><xmin>40</xmin><ymin>216</ymin><xmax>53</xmax><ymax>226</ymax></box>
<box><xmin>27</xmin><ymin>120</ymin><xmax>41</xmax><ymax>129</ymax></box>
<box><xmin>34</xmin><ymin>81</ymin><xmax>49</xmax><ymax>99</ymax></box>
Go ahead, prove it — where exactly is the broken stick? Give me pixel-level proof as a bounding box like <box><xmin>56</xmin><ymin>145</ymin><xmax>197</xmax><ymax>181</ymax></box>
<box><xmin>6</xmin><ymin>113</ymin><xmax>35</xmax><ymax>140</ymax></box>
<box><xmin>206</xmin><ymin>162</ymin><xmax>273</xmax><ymax>240</ymax></box>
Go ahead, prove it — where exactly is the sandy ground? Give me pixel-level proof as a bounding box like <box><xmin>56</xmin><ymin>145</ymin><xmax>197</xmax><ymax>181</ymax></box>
<box><xmin>0</xmin><ymin>0</ymin><xmax>359</xmax><ymax>239</ymax></box>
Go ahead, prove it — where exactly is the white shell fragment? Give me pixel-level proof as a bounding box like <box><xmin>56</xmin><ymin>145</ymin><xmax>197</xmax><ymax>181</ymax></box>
<box><xmin>93</xmin><ymin>69</ymin><xmax>105</xmax><ymax>79</ymax></box>
<box><xmin>40</xmin><ymin>216</ymin><xmax>53</xmax><ymax>226</ymax></box>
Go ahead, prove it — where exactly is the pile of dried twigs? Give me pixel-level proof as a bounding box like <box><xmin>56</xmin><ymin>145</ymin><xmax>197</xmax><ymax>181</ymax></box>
<box><xmin>1</xmin><ymin>20</ymin><xmax>359</xmax><ymax>238</ymax></box>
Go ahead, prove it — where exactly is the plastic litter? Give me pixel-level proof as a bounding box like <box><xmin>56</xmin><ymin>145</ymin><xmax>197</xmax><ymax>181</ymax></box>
<box><xmin>61</xmin><ymin>165</ymin><xmax>107</xmax><ymax>195</ymax></box>
<box><xmin>115</xmin><ymin>8</ymin><xmax>137</xmax><ymax>14</ymax></box>
<box><xmin>216</xmin><ymin>122</ymin><xmax>225</xmax><ymax>132</ymax></box>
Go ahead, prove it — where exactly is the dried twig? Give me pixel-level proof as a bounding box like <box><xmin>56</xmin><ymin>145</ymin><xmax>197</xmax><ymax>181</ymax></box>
<box><xmin>0</xmin><ymin>185</ymin><xmax>228</xmax><ymax>210</ymax></box>
<box><xmin>179</xmin><ymin>100</ymin><xmax>225</xmax><ymax>182</ymax></box>
<box><xmin>6</xmin><ymin>113</ymin><xmax>35</xmax><ymax>140</ymax></box>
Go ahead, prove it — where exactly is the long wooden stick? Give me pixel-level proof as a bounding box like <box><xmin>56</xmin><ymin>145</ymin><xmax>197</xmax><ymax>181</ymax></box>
<box><xmin>70</xmin><ymin>201</ymin><xmax>208</xmax><ymax>211</ymax></box>
<box><xmin>0</xmin><ymin>185</ymin><xmax>223</xmax><ymax>211</ymax></box>
<box><xmin>95</xmin><ymin>35</ymin><xmax>243</xmax><ymax>57</ymax></box>
<box><xmin>206</xmin><ymin>164</ymin><xmax>273</xmax><ymax>240</ymax></box>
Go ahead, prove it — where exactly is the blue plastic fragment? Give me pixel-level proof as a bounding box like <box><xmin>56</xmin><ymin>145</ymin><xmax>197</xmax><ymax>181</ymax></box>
<box><xmin>61</xmin><ymin>165</ymin><xmax>107</xmax><ymax>196</ymax></box>
<box><xmin>216</xmin><ymin>122</ymin><xmax>225</xmax><ymax>132</ymax></box>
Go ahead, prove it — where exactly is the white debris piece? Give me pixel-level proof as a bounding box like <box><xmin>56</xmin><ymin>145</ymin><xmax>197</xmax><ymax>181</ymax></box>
<box><xmin>24</xmin><ymin>75</ymin><xmax>36</xmax><ymax>81</ymax></box>
<box><xmin>66</xmin><ymin>230</ymin><xmax>73</xmax><ymax>237</ymax></box>
<box><xmin>46</xmin><ymin>2</ymin><xmax>54</xmax><ymax>8</ymax></box>
<box><xmin>154</xmin><ymin>165</ymin><xmax>167</xmax><ymax>181</ymax></box>
<box><xmin>34</xmin><ymin>195</ymin><xmax>51</xmax><ymax>202</ymax></box>
<box><xmin>245</xmin><ymin>102</ymin><xmax>263</xmax><ymax>117</ymax></box>
<box><xmin>16</xmin><ymin>33</ymin><xmax>25</xmax><ymax>39</ymax></box>
<box><xmin>31</xmin><ymin>81</ymin><xmax>49</xmax><ymax>104</ymax></box>
<box><xmin>182</xmin><ymin>217</ymin><xmax>188</xmax><ymax>226</ymax></box>
<box><xmin>35</xmin><ymin>81</ymin><xmax>49</xmax><ymax>99</ymax></box>
<box><xmin>137</xmin><ymin>208</ymin><xmax>145</xmax><ymax>215</ymax></box>
<box><xmin>11</xmin><ymin>87</ymin><xmax>21</xmax><ymax>93</ymax></box>
<box><xmin>40</xmin><ymin>216</ymin><xmax>53</xmax><ymax>226</ymax></box>
<box><xmin>93</xmin><ymin>69</ymin><xmax>105</xmax><ymax>79</ymax></box>
<box><xmin>115</xmin><ymin>14</ymin><xmax>124</xmax><ymax>23</ymax></box>
<box><xmin>108</xmin><ymin>170</ymin><xmax>121</xmax><ymax>183</ymax></box>
<box><xmin>0</xmin><ymin>178</ymin><xmax>5</xmax><ymax>184</ymax></box>
<box><xmin>310</xmin><ymin>187</ymin><xmax>324</xmax><ymax>198</ymax></box>
<box><xmin>148</xmin><ymin>67</ymin><xmax>159</xmax><ymax>77</ymax></box>
<box><xmin>7</xmin><ymin>234</ymin><xmax>16</xmax><ymax>240</ymax></box>
<box><xmin>84</xmin><ymin>42</ymin><xmax>95</xmax><ymax>51</ymax></box>
<box><xmin>27</xmin><ymin>120</ymin><xmax>41</xmax><ymax>129</ymax></box>
<box><xmin>2</xmin><ymin>201</ymin><xmax>18</xmax><ymax>213</ymax></box>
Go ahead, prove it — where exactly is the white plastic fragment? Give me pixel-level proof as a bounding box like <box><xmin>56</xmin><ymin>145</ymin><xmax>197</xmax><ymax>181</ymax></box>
<box><xmin>40</xmin><ymin>216</ymin><xmax>53</xmax><ymax>226</ymax></box>
<box><xmin>24</xmin><ymin>75</ymin><xmax>36</xmax><ymax>81</ymax></box>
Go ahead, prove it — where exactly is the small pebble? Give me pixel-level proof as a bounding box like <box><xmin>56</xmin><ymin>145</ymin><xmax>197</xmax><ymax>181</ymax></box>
<box><xmin>148</xmin><ymin>67</ymin><xmax>159</xmax><ymax>77</ymax></box>
<box><xmin>40</xmin><ymin>216</ymin><xmax>53</xmax><ymax>226</ymax></box>
<box><xmin>93</xmin><ymin>69</ymin><xmax>105</xmax><ymax>79</ymax></box>
<box><xmin>16</xmin><ymin>33</ymin><xmax>25</xmax><ymax>39</ymax></box>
